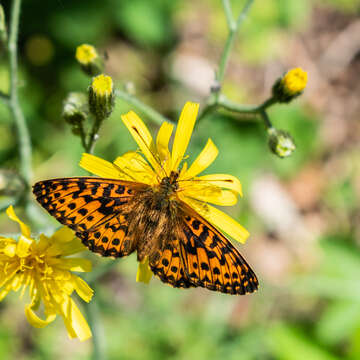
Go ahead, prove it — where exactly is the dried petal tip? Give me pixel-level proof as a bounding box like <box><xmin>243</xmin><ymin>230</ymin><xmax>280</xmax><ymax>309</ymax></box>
<box><xmin>268</xmin><ymin>128</ymin><xmax>296</xmax><ymax>158</ymax></box>
<box><xmin>272</xmin><ymin>67</ymin><xmax>308</xmax><ymax>103</ymax></box>
<box><xmin>89</xmin><ymin>74</ymin><xmax>114</xmax><ymax>119</ymax></box>
<box><xmin>75</xmin><ymin>44</ymin><xmax>103</xmax><ymax>76</ymax></box>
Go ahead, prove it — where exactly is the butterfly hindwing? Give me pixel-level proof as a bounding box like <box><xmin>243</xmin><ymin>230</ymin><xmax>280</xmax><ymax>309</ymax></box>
<box><xmin>33</xmin><ymin>177</ymin><xmax>147</xmax><ymax>257</ymax></box>
<box><xmin>178</xmin><ymin>204</ymin><xmax>258</xmax><ymax>295</ymax></box>
<box><xmin>149</xmin><ymin>240</ymin><xmax>195</xmax><ymax>289</ymax></box>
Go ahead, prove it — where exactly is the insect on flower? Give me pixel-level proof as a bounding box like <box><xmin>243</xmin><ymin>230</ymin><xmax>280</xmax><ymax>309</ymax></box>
<box><xmin>33</xmin><ymin>102</ymin><xmax>258</xmax><ymax>295</ymax></box>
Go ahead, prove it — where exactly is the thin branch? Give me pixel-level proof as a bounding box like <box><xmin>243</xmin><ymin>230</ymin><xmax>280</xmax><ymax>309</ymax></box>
<box><xmin>115</xmin><ymin>89</ymin><xmax>172</xmax><ymax>126</ymax></box>
<box><xmin>86</xmin><ymin>116</ymin><xmax>102</xmax><ymax>154</ymax></box>
<box><xmin>222</xmin><ymin>0</ymin><xmax>235</xmax><ymax>30</ymax></box>
<box><xmin>8</xmin><ymin>0</ymin><xmax>32</xmax><ymax>184</ymax></box>
<box><xmin>236</xmin><ymin>0</ymin><xmax>255</xmax><ymax>28</ymax></box>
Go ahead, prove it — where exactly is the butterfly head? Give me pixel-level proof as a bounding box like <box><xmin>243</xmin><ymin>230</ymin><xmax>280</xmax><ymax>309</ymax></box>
<box><xmin>160</xmin><ymin>171</ymin><xmax>179</xmax><ymax>195</ymax></box>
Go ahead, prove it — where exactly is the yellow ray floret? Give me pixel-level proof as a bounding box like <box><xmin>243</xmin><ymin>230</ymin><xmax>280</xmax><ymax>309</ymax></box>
<box><xmin>0</xmin><ymin>206</ymin><xmax>93</xmax><ymax>341</ymax></box>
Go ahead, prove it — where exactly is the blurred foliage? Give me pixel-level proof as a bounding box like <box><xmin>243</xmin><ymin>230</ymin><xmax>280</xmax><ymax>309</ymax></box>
<box><xmin>1</xmin><ymin>0</ymin><xmax>360</xmax><ymax>359</ymax></box>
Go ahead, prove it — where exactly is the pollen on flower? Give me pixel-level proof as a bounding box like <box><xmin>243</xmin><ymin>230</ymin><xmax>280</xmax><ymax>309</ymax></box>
<box><xmin>91</xmin><ymin>74</ymin><xmax>113</xmax><ymax>97</ymax></box>
<box><xmin>76</xmin><ymin>44</ymin><xmax>98</xmax><ymax>65</ymax></box>
<box><xmin>282</xmin><ymin>67</ymin><xmax>308</xmax><ymax>95</ymax></box>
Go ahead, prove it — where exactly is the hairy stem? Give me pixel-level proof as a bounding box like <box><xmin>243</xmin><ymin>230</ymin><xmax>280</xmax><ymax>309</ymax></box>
<box><xmin>86</xmin><ymin>116</ymin><xmax>103</xmax><ymax>154</ymax></box>
<box><xmin>8</xmin><ymin>0</ymin><xmax>32</xmax><ymax>185</ymax></box>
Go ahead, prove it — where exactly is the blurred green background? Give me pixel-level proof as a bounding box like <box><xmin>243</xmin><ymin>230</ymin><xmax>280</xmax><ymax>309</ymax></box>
<box><xmin>1</xmin><ymin>0</ymin><xmax>360</xmax><ymax>359</ymax></box>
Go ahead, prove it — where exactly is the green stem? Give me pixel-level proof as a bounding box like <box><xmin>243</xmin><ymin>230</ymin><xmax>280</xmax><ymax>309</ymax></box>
<box><xmin>217</xmin><ymin>94</ymin><xmax>276</xmax><ymax>113</ymax></box>
<box><xmin>216</xmin><ymin>0</ymin><xmax>255</xmax><ymax>85</ymax></box>
<box><xmin>197</xmin><ymin>0</ymin><xmax>256</xmax><ymax>123</ymax></box>
<box><xmin>8</xmin><ymin>0</ymin><xmax>32</xmax><ymax>185</ymax></box>
<box><xmin>115</xmin><ymin>89</ymin><xmax>171</xmax><ymax>126</ymax></box>
<box><xmin>84</xmin><ymin>297</ymin><xmax>107</xmax><ymax>360</ymax></box>
<box><xmin>86</xmin><ymin>115</ymin><xmax>103</xmax><ymax>154</ymax></box>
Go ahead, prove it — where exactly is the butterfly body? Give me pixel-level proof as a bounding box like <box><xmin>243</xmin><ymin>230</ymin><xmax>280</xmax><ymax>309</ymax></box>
<box><xmin>33</xmin><ymin>176</ymin><xmax>258</xmax><ymax>295</ymax></box>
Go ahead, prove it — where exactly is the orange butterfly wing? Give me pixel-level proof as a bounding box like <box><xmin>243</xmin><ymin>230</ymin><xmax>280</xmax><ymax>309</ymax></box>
<box><xmin>33</xmin><ymin>177</ymin><xmax>148</xmax><ymax>257</ymax></box>
<box><xmin>149</xmin><ymin>241</ymin><xmax>195</xmax><ymax>289</ymax></box>
<box><xmin>178</xmin><ymin>203</ymin><xmax>258</xmax><ymax>295</ymax></box>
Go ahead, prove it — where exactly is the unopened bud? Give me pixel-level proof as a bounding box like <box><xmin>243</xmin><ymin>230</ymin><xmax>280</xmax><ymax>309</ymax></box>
<box><xmin>62</xmin><ymin>92</ymin><xmax>88</xmax><ymax>125</ymax></box>
<box><xmin>89</xmin><ymin>74</ymin><xmax>114</xmax><ymax>119</ymax></box>
<box><xmin>75</xmin><ymin>44</ymin><xmax>103</xmax><ymax>76</ymax></box>
<box><xmin>0</xmin><ymin>170</ymin><xmax>26</xmax><ymax>198</ymax></box>
<box><xmin>268</xmin><ymin>128</ymin><xmax>296</xmax><ymax>158</ymax></box>
<box><xmin>272</xmin><ymin>67</ymin><xmax>307</xmax><ymax>103</ymax></box>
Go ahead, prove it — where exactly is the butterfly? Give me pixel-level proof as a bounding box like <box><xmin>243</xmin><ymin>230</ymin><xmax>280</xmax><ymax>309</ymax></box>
<box><xmin>33</xmin><ymin>173</ymin><xmax>258</xmax><ymax>295</ymax></box>
<box><xmin>33</xmin><ymin>102</ymin><xmax>258</xmax><ymax>295</ymax></box>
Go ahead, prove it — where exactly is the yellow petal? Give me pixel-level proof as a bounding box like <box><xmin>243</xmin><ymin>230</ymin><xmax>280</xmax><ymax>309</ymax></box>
<box><xmin>183</xmin><ymin>138</ymin><xmax>218</xmax><ymax>179</ymax></box>
<box><xmin>6</xmin><ymin>206</ymin><xmax>31</xmax><ymax>238</ymax></box>
<box><xmin>72</xmin><ymin>275</ymin><xmax>94</xmax><ymax>302</ymax></box>
<box><xmin>46</xmin><ymin>238</ymin><xmax>86</xmax><ymax>257</ymax></box>
<box><xmin>48</xmin><ymin>258</ymin><xmax>92</xmax><ymax>273</ymax></box>
<box><xmin>121</xmin><ymin>111</ymin><xmax>163</xmax><ymax>176</ymax></box>
<box><xmin>181</xmin><ymin>196</ymin><xmax>249</xmax><ymax>244</ymax></box>
<box><xmin>182</xmin><ymin>186</ymin><xmax>238</xmax><ymax>206</ymax></box>
<box><xmin>171</xmin><ymin>102</ymin><xmax>199</xmax><ymax>170</ymax></box>
<box><xmin>25</xmin><ymin>299</ymin><xmax>57</xmax><ymax>328</ymax></box>
<box><xmin>61</xmin><ymin>297</ymin><xmax>92</xmax><ymax>341</ymax></box>
<box><xmin>16</xmin><ymin>235</ymin><xmax>33</xmax><ymax>257</ymax></box>
<box><xmin>156</xmin><ymin>122</ymin><xmax>174</xmax><ymax>171</ymax></box>
<box><xmin>195</xmin><ymin>174</ymin><xmax>243</xmax><ymax>197</ymax></box>
<box><xmin>136</xmin><ymin>258</ymin><xmax>152</xmax><ymax>284</ymax></box>
<box><xmin>114</xmin><ymin>151</ymin><xmax>156</xmax><ymax>184</ymax></box>
<box><xmin>79</xmin><ymin>153</ymin><xmax>122</xmax><ymax>178</ymax></box>
<box><xmin>51</xmin><ymin>227</ymin><xmax>75</xmax><ymax>243</ymax></box>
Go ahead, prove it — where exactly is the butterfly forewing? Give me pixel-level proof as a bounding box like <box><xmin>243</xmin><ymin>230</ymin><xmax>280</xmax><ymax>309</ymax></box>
<box><xmin>178</xmin><ymin>204</ymin><xmax>258</xmax><ymax>295</ymax></box>
<box><xmin>33</xmin><ymin>177</ymin><xmax>148</xmax><ymax>257</ymax></box>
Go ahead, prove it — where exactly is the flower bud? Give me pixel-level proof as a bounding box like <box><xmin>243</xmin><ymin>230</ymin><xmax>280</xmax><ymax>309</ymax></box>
<box><xmin>267</xmin><ymin>128</ymin><xmax>296</xmax><ymax>158</ymax></box>
<box><xmin>88</xmin><ymin>74</ymin><xmax>114</xmax><ymax>119</ymax></box>
<box><xmin>62</xmin><ymin>92</ymin><xmax>88</xmax><ymax>125</ymax></box>
<box><xmin>0</xmin><ymin>169</ymin><xmax>26</xmax><ymax>198</ymax></box>
<box><xmin>75</xmin><ymin>44</ymin><xmax>103</xmax><ymax>76</ymax></box>
<box><xmin>272</xmin><ymin>67</ymin><xmax>307</xmax><ymax>103</ymax></box>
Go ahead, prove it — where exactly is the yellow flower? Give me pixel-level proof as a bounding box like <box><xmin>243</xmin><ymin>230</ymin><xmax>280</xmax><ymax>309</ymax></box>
<box><xmin>282</xmin><ymin>67</ymin><xmax>308</xmax><ymax>95</ymax></box>
<box><xmin>0</xmin><ymin>206</ymin><xmax>93</xmax><ymax>341</ymax></box>
<box><xmin>75</xmin><ymin>44</ymin><xmax>98</xmax><ymax>65</ymax></box>
<box><xmin>80</xmin><ymin>102</ymin><xmax>249</xmax><ymax>282</ymax></box>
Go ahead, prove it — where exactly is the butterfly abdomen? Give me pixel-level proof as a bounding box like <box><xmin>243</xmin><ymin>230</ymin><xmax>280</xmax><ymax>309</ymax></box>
<box><xmin>129</xmin><ymin>189</ymin><xmax>180</xmax><ymax>263</ymax></box>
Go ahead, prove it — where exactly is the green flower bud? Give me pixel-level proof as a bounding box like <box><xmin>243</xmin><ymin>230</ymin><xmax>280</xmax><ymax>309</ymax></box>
<box><xmin>268</xmin><ymin>128</ymin><xmax>296</xmax><ymax>158</ymax></box>
<box><xmin>272</xmin><ymin>68</ymin><xmax>308</xmax><ymax>103</ymax></box>
<box><xmin>88</xmin><ymin>74</ymin><xmax>114</xmax><ymax>119</ymax></box>
<box><xmin>62</xmin><ymin>92</ymin><xmax>88</xmax><ymax>125</ymax></box>
<box><xmin>75</xmin><ymin>44</ymin><xmax>104</xmax><ymax>76</ymax></box>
